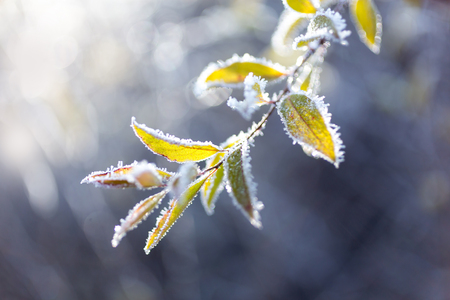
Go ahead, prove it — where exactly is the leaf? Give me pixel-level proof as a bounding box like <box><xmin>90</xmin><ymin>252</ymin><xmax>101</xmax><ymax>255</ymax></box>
<box><xmin>294</xmin><ymin>63</ymin><xmax>322</xmax><ymax>94</ymax></box>
<box><xmin>194</xmin><ymin>53</ymin><xmax>288</xmax><ymax>97</ymax></box>
<box><xmin>292</xmin><ymin>48</ymin><xmax>326</xmax><ymax>94</ymax></box>
<box><xmin>277</xmin><ymin>92</ymin><xmax>344</xmax><ymax>167</ymax></box>
<box><xmin>349</xmin><ymin>0</ymin><xmax>382</xmax><ymax>54</ymax></box>
<box><xmin>293</xmin><ymin>31</ymin><xmax>325</xmax><ymax>50</ymax></box>
<box><xmin>80</xmin><ymin>161</ymin><xmax>172</xmax><ymax>189</ymax></box>
<box><xmin>271</xmin><ymin>10</ymin><xmax>310</xmax><ymax>56</ymax></box>
<box><xmin>112</xmin><ymin>189</ymin><xmax>168</xmax><ymax>247</ymax></box>
<box><xmin>225</xmin><ymin>141</ymin><xmax>263</xmax><ymax>228</ymax></box>
<box><xmin>227</xmin><ymin>73</ymin><xmax>271</xmax><ymax>120</ymax></box>
<box><xmin>132</xmin><ymin>117</ymin><xmax>224</xmax><ymax>163</ymax></box>
<box><xmin>283</xmin><ymin>0</ymin><xmax>317</xmax><ymax>14</ymax></box>
<box><xmin>201</xmin><ymin>154</ymin><xmax>225</xmax><ymax>215</ymax></box>
<box><xmin>144</xmin><ymin>170</ymin><xmax>215</xmax><ymax>254</ymax></box>
<box><xmin>294</xmin><ymin>9</ymin><xmax>351</xmax><ymax>50</ymax></box>
<box><xmin>200</xmin><ymin>134</ymin><xmax>243</xmax><ymax>215</ymax></box>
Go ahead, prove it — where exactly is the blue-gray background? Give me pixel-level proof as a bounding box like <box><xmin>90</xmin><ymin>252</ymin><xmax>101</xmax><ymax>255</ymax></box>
<box><xmin>1</xmin><ymin>0</ymin><xmax>450</xmax><ymax>299</ymax></box>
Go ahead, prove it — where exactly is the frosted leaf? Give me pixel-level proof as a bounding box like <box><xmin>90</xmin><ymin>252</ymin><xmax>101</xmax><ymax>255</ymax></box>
<box><xmin>271</xmin><ymin>10</ymin><xmax>310</xmax><ymax>56</ymax></box>
<box><xmin>291</xmin><ymin>52</ymin><xmax>323</xmax><ymax>94</ymax></box>
<box><xmin>283</xmin><ymin>0</ymin><xmax>317</xmax><ymax>14</ymax></box>
<box><xmin>225</xmin><ymin>140</ymin><xmax>263</xmax><ymax>228</ymax></box>
<box><xmin>227</xmin><ymin>73</ymin><xmax>271</xmax><ymax>121</ymax></box>
<box><xmin>200</xmin><ymin>134</ymin><xmax>243</xmax><ymax>215</ymax></box>
<box><xmin>169</xmin><ymin>162</ymin><xmax>199</xmax><ymax>198</ymax></box>
<box><xmin>144</xmin><ymin>170</ymin><xmax>215</xmax><ymax>254</ymax></box>
<box><xmin>80</xmin><ymin>160</ymin><xmax>172</xmax><ymax>190</ymax></box>
<box><xmin>293</xmin><ymin>30</ymin><xmax>327</xmax><ymax>50</ymax></box>
<box><xmin>293</xmin><ymin>9</ymin><xmax>351</xmax><ymax>50</ymax></box>
<box><xmin>132</xmin><ymin>117</ymin><xmax>224</xmax><ymax>163</ymax></box>
<box><xmin>111</xmin><ymin>189</ymin><xmax>168</xmax><ymax>248</ymax></box>
<box><xmin>194</xmin><ymin>53</ymin><xmax>288</xmax><ymax>98</ymax></box>
<box><xmin>277</xmin><ymin>91</ymin><xmax>344</xmax><ymax>167</ymax></box>
<box><xmin>349</xmin><ymin>0</ymin><xmax>382</xmax><ymax>54</ymax></box>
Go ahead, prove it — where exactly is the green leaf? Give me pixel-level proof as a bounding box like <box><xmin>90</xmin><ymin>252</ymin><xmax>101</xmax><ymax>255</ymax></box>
<box><xmin>225</xmin><ymin>141</ymin><xmax>263</xmax><ymax>228</ymax></box>
<box><xmin>200</xmin><ymin>134</ymin><xmax>242</xmax><ymax>215</ymax></box>
<box><xmin>194</xmin><ymin>54</ymin><xmax>288</xmax><ymax>97</ymax></box>
<box><xmin>132</xmin><ymin>118</ymin><xmax>224</xmax><ymax>163</ymax></box>
<box><xmin>349</xmin><ymin>0</ymin><xmax>382</xmax><ymax>54</ymax></box>
<box><xmin>112</xmin><ymin>189</ymin><xmax>168</xmax><ymax>247</ymax></box>
<box><xmin>272</xmin><ymin>10</ymin><xmax>310</xmax><ymax>56</ymax></box>
<box><xmin>283</xmin><ymin>0</ymin><xmax>317</xmax><ymax>14</ymax></box>
<box><xmin>144</xmin><ymin>170</ymin><xmax>215</xmax><ymax>254</ymax></box>
<box><xmin>80</xmin><ymin>161</ymin><xmax>173</xmax><ymax>189</ymax></box>
<box><xmin>277</xmin><ymin>92</ymin><xmax>344</xmax><ymax>167</ymax></box>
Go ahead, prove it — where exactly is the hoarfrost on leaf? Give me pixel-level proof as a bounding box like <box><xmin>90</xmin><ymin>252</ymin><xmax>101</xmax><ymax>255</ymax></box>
<box><xmin>290</xmin><ymin>47</ymin><xmax>326</xmax><ymax>94</ymax></box>
<box><xmin>194</xmin><ymin>53</ymin><xmax>288</xmax><ymax>98</ymax></box>
<box><xmin>132</xmin><ymin>117</ymin><xmax>224</xmax><ymax>163</ymax></box>
<box><xmin>200</xmin><ymin>134</ymin><xmax>243</xmax><ymax>215</ymax></box>
<box><xmin>294</xmin><ymin>9</ymin><xmax>351</xmax><ymax>49</ymax></box>
<box><xmin>80</xmin><ymin>160</ymin><xmax>172</xmax><ymax>190</ymax></box>
<box><xmin>277</xmin><ymin>91</ymin><xmax>344</xmax><ymax>167</ymax></box>
<box><xmin>111</xmin><ymin>189</ymin><xmax>168</xmax><ymax>248</ymax></box>
<box><xmin>227</xmin><ymin>73</ymin><xmax>271</xmax><ymax>121</ymax></box>
<box><xmin>144</xmin><ymin>170</ymin><xmax>215</xmax><ymax>254</ymax></box>
<box><xmin>225</xmin><ymin>140</ymin><xmax>263</xmax><ymax>228</ymax></box>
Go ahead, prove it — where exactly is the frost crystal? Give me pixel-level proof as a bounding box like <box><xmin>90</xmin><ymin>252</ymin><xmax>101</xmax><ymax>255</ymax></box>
<box><xmin>293</xmin><ymin>9</ymin><xmax>351</xmax><ymax>49</ymax></box>
<box><xmin>227</xmin><ymin>73</ymin><xmax>270</xmax><ymax>121</ymax></box>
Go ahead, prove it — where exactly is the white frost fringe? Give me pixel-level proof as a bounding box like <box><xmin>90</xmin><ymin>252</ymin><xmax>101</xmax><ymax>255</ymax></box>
<box><xmin>131</xmin><ymin>117</ymin><xmax>222</xmax><ymax>162</ymax></box>
<box><xmin>293</xmin><ymin>9</ymin><xmax>351</xmax><ymax>49</ymax></box>
<box><xmin>225</xmin><ymin>141</ymin><xmax>264</xmax><ymax>229</ymax></box>
<box><xmin>227</xmin><ymin>73</ymin><xmax>270</xmax><ymax>121</ymax></box>
<box><xmin>194</xmin><ymin>53</ymin><xmax>288</xmax><ymax>98</ymax></box>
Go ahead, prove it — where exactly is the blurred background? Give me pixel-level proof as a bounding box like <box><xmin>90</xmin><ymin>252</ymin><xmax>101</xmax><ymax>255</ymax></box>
<box><xmin>1</xmin><ymin>0</ymin><xmax>450</xmax><ymax>299</ymax></box>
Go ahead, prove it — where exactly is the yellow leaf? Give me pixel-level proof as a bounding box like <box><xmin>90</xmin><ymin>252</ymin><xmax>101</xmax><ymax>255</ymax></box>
<box><xmin>283</xmin><ymin>0</ymin><xmax>317</xmax><ymax>14</ymax></box>
<box><xmin>144</xmin><ymin>170</ymin><xmax>215</xmax><ymax>254</ymax></box>
<box><xmin>194</xmin><ymin>54</ymin><xmax>288</xmax><ymax>97</ymax></box>
<box><xmin>277</xmin><ymin>92</ymin><xmax>344</xmax><ymax>167</ymax></box>
<box><xmin>112</xmin><ymin>189</ymin><xmax>168</xmax><ymax>247</ymax></box>
<box><xmin>80</xmin><ymin>161</ymin><xmax>173</xmax><ymax>189</ymax></box>
<box><xmin>225</xmin><ymin>141</ymin><xmax>263</xmax><ymax>228</ymax></box>
<box><xmin>271</xmin><ymin>10</ymin><xmax>310</xmax><ymax>56</ymax></box>
<box><xmin>349</xmin><ymin>0</ymin><xmax>382</xmax><ymax>54</ymax></box>
<box><xmin>132</xmin><ymin>118</ymin><xmax>224</xmax><ymax>163</ymax></box>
